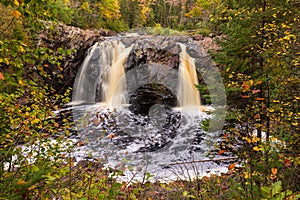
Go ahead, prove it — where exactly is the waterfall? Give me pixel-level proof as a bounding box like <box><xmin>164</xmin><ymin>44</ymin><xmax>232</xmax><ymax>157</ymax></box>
<box><xmin>177</xmin><ymin>43</ymin><xmax>201</xmax><ymax>108</ymax></box>
<box><xmin>105</xmin><ymin>44</ymin><xmax>132</xmax><ymax>107</ymax></box>
<box><xmin>73</xmin><ymin>39</ymin><xmax>201</xmax><ymax>110</ymax></box>
<box><xmin>70</xmin><ymin>38</ymin><xmax>226</xmax><ymax>180</ymax></box>
<box><xmin>72</xmin><ymin>40</ymin><xmax>132</xmax><ymax>107</ymax></box>
<box><xmin>72</xmin><ymin>43</ymin><xmax>99</xmax><ymax>103</ymax></box>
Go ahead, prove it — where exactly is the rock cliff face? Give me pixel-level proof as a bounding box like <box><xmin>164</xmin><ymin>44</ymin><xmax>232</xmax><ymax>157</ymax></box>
<box><xmin>118</xmin><ymin>36</ymin><xmax>210</xmax><ymax>114</ymax></box>
<box><xmin>37</xmin><ymin>22</ymin><xmax>109</xmax><ymax>93</ymax></box>
<box><xmin>38</xmin><ymin>23</ymin><xmax>220</xmax><ymax>100</ymax></box>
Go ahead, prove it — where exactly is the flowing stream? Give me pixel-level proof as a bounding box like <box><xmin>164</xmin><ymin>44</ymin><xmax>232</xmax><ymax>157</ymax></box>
<box><xmin>69</xmin><ymin>37</ymin><xmax>228</xmax><ymax>181</ymax></box>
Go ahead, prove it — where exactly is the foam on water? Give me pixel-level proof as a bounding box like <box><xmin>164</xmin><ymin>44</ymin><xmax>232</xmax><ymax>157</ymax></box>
<box><xmin>67</xmin><ymin>103</ymin><xmax>227</xmax><ymax>182</ymax></box>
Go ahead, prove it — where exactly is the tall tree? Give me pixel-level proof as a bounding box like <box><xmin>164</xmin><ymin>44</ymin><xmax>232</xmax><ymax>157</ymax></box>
<box><xmin>214</xmin><ymin>0</ymin><xmax>299</xmax><ymax>139</ymax></box>
<box><xmin>120</xmin><ymin>0</ymin><xmax>144</xmax><ymax>28</ymax></box>
<box><xmin>213</xmin><ymin>0</ymin><xmax>300</xmax><ymax>195</ymax></box>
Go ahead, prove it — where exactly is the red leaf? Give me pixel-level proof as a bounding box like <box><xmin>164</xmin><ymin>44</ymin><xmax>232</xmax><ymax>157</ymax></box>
<box><xmin>284</xmin><ymin>158</ymin><xmax>291</xmax><ymax>167</ymax></box>
<box><xmin>0</xmin><ymin>72</ymin><xmax>4</xmax><ymax>80</ymax></box>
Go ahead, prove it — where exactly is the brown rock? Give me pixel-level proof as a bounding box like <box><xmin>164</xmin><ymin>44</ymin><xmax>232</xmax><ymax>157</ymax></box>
<box><xmin>37</xmin><ymin>22</ymin><xmax>106</xmax><ymax>94</ymax></box>
<box><xmin>192</xmin><ymin>34</ymin><xmax>204</xmax><ymax>41</ymax></box>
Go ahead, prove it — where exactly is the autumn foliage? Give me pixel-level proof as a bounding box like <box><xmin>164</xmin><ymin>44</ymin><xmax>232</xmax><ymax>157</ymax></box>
<box><xmin>0</xmin><ymin>0</ymin><xmax>299</xmax><ymax>199</ymax></box>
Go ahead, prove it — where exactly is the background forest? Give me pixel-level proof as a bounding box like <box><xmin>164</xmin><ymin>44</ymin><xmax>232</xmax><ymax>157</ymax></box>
<box><xmin>0</xmin><ymin>0</ymin><xmax>299</xmax><ymax>199</ymax></box>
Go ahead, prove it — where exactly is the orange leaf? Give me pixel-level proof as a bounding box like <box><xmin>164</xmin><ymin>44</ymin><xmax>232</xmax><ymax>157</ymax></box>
<box><xmin>253</xmin><ymin>114</ymin><xmax>260</xmax><ymax>119</ymax></box>
<box><xmin>93</xmin><ymin>119</ymin><xmax>100</xmax><ymax>126</ymax></box>
<box><xmin>109</xmin><ymin>134</ymin><xmax>117</xmax><ymax>139</ymax></box>
<box><xmin>242</xmin><ymin>95</ymin><xmax>250</xmax><ymax>99</ymax></box>
<box><xmin>228</xmin><ymin>163</ymin><xmax>236</xmax><ymax>170</ymax></box>
<box><xmin>218</xmin><ymin>150</ymin><xmax>226</xmax><ymax>155</ymax></box>
<box><xmin>254</xmin><ymin>80</ymin><xmax>263</xmax><ymax>85</ymax></box>
<box><xmin>252</xmin><ymin>89</ymin><xmax>261</xmax><ymax>94</ymax></box>
<box><xmin>12</xmin><ymin>10</ymin><xmax>22</xmax><ymax>19</ymax></box>
<box><xmin>255</xmin><ymin>97</ymin><xmax>265</xmax><ymax>101</ymax></box>
<box><xmin>54</xmin><ymin>122</ymin><xmax>59</xmax><ymax>127</ymax></box>
<box><xmin>78</xmin><ymin>141</ymin><xmax>83</xmax><ymax>147</ymax></box>
<box><xmin>279</xmin><ymin>154</ymin><xmax>284</xmax><ymax>159</ymax></box>
<box><xmin>0</xmin><ymin>72</ymin><xmax>4</xmax><ymax>80</ymax></box>
<box><xmin>17</xmin><ymin>180</ymin><xmax>26</xmax><ymax>185</ymax></box>
<box><xmin>242</xmin><ymin>82</ymin><xmax>251</xmax><ymax>92</ymax></box>
<box><xmin>271</xmin><ymin>167</ymin><xmax>278</xmax><ymax>175</ymax></box>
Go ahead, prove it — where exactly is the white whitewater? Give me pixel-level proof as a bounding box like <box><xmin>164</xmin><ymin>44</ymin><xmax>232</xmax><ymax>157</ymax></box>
<box><xmin>105</xmin><ymin>43</ymin><xmax>132</xmax><ymax>107</ymax></box>
<box><xmin>177</xmin><ymin>43</ymin><xmax>201</xmax><ymax>109</ymax></box>
<box><xmin>69</xmin><ymin>39</ymin><xmax>227</xmax><ymax>182</ymax></box>
<box><xmin>72</xmin><ymin>43</ymin><xmax>99</xmax><ymax>103</ymax></box>
<box><xmin>73</xmin><ymin>41</ymin><xmax>201</xmax><ymax>109</ymax></box>
<box><xmin>72</xmin><ymin>40</ymin><xmax>132</xmax><ymax>107</ymax></box>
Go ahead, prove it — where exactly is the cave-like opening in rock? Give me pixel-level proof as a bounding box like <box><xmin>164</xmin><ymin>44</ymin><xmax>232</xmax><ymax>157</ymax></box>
<box><xmin>129</xmin><ymin>83</ymin><xmax>179</xmax><ymax>116</ymax></box>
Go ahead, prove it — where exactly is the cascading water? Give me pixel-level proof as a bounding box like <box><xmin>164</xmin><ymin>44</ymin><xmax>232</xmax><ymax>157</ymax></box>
<box><xmin>72</xmin><ymin>40</ymin><xmax>132</xmax><ymax>107</ymax></box>
<box><xmin>105</xmin><ymin>43</ymin><xmax>132</xmax><ymax>107</ymax></box>
<box><xmin>177</xmin><ymin>43</ymin><xmax>201</xmax><ymax>108</ymax></box>
<box><xmin>70</xmin><ymin>37</ymin><xmax>227</xmax><ymax>181</ymax></box>
<box><xmin>73</xmin><ymin>40</ymin><xmax>202</xmax><ymax>109</ymax></box>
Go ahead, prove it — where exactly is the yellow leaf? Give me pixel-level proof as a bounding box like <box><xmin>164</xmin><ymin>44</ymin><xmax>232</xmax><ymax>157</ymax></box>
<box><xmin>81</xmin><ymin>2</ymin><xmax>90</xmax><ymax>12</ymax></box>
<box><xmin>4</xmin><ymin>58</ymin><xmax>9</xmax><ymax>65</ymax></box>
<box><xmin>14</xmin><ymin>0</ymin><xmax>19</xmax><ymax>6</ymax></box>
<box><xmin>292</xmin><ymin>122</ymin><xmax>298</xmax><ymax>126</ymax></box>
<box><xmin>19</xmin><ymin>46</ymin><xmax>25</xmax><ymax>52</ymax></box>
<box><xmin>244</xmin><ymin>171</ymin><xmax>250</xmax><ymax>179</ymax></box>
<box><xmin>268</xmin><ymin>108</ymin><xmax>275</xmax><ymax>113</ymax></box>
<box><xmin>12</xmin><ymin>10</ymin><xmax>22</xmax><ymax>19</ymax></box>
<box><xmin>253</xmin><ymin>146</ymin><xmax>261</xmax><ymax>151</ymax></box>
<box><xmin>17</xmin><ymin>180</ymin><xmax>26</xmax><ymax>185</ymax></box>
<box><xmin>182</xmin><ymin>191</ymin><xmax>188</xmax><ymax>196</ymax></box>
<box><xmin>28</xmin><ymin>185</ymin><xmax>37</xmax><ymax>191</ymax></box>
<box><xmin>18</xmin><ymin>79</ymin><xmax>24</xmax><ymax>85</ymax></box>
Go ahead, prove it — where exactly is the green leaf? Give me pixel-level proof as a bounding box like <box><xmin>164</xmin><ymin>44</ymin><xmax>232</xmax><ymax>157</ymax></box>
<box><xmin>44</xmin><ymin>175</ymin><xmax>56</xmax><ymax>181</ymax></box>
<box><xmin>272</xmin><ymin>181</ymin><xmax>282</xmax><ymax>195</ymax></box>
<box><xmin>261</xmin><ymin>186</ymin><xmax>271</xmax><ymax>198</ymax></box>
<box><xmin>183</xmin><ymin>190</ymin><xmax>188</xmax><ymax>196</ymax></box>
